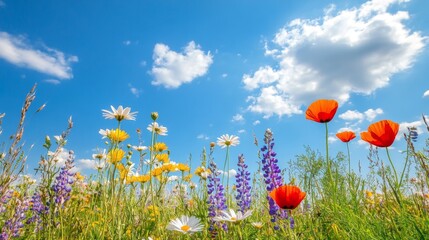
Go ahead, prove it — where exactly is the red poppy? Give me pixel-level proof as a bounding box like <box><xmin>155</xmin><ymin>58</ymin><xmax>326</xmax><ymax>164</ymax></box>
<box><xmin>336</xmin><ymin>131</ymin><xmax>356</xmax><ymax>143</ymax></box>
<box><xmin>305</xmin><ymin>99</ymin><xmax>338</xmax><ymax>123</ymax></box>
<box><xmin>269</xmin><ymin>185</ymin><xmax>306</xmax><ymax>210</ymax></box>
<box><xmin>360</xmin><ymin>120</ymin><xmax>399</xmax><ymax>148</ymax></box>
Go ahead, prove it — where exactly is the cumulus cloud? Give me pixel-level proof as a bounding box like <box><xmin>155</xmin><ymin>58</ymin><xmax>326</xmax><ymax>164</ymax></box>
<box><xmin>423</xmin><ymin>90</ymin><xmax>429</xmax><ymax>98</ymax></box>
<box><xmin>339</xmin><ymin>108</ymin><xmax>383</xmax><ymax>122</ymax></box>
<box><xmin>0</xmin><ymin>32</ymin><xmax>78</xmax><ymax>79</ymax></box>
<box><xmin>253</xmin><ymin>120</ymin><xmax>261</xmax><ymax>126</ymax></box>
<box><xmin>238</xmin><ymin>129</ymin><xmax>246</xmax><ymax>134</ymax></box>
<box><xmin>151</xmin><ymin>41</ymin><xmax>213</xmax><ymax>88</ymax></box>
<box><xmin>243</xmin><ymin>0</ymin><xmax>425</xmax><ymax>117</ymax></box>
<box><xmin>76</xmin><ymin>159</ymin><xmax>98</xmax><ymax>171</ymax></box>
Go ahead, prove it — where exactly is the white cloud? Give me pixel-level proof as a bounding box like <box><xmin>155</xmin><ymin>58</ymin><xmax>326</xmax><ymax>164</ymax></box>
<box><xmin>151</xmin><ymin>41</ymin><xmax>213</xmax><ymax>88</ymax></box>
<box><xmin>197</xmin><ymin>134</ymin><xmax>209</xmax><ymax>140</ymax></box>
<box><xmin>128</xmin><ymin>84</ymin><xmax>141</xmax><ymax>97</ymax></box>
<box><xmin>243</xmin><ymin>0</ymin><xmax>425</xmax><ymax>117</ymax></box>
<box><xmin>339</xmin><ymin>108</ymin><xmax>383</xmax><ymax>122</ymax></box>
<box><xmin>328</xmin><ymin>136</ymin><xmax>338</xmax><ymax>143</ymax></box>
<box><xmin>222</xmin><ymin>73</ymin><xmax>228</xmax><ymax>78</ymax></box>
<box><xmin>44</xmin><ymin>79</ymin><xmax>61</xmax><ymax>85</ymax></box>
<box><xmin>423</xmin><ymin>90</ymin><xmax>429</xmax><ymax>97</ymax></box>
<box><xmin>219</xmin><ymin>169</ymin><xmax>237</xmax><ymax>177</ymax></box>
<box><xmin>76</xmin><ymin>159</ymin><xmax>98</xmax><ymax>171</ymax></box>
<box><xmin>238</xmin><ymin>129</ymin><xmax>246</xmax><ymax>134</ymax></box>
<box><xmin>339</xmin><ymin>110</ymin><xmax>364</xmax><ymax>121</ymax></box>
<box><xmin>0</xmin><ymin>32</ymin><xmax>78</xmax><ymax>79</ymax></box>
<box><xmin>253</xmin><ymin>120</ymin><xmax>261</xmax><ymax>126</ymax></box>
<box><xmin>232</xmin><ymin>114</ymin><xmax>244</xmax><ymax>122</ymax></box>
<box><xmin>364</xmin><ymin>108</ymin><xmax>383</xmax><ymax>121</ymax></box>
<box><xmin>398</xmin><ymin>120</ymin><xmax>424</xmax><ymax>140</ymax></box>
<box><xmin>123</xmin><ymin>40</ymin><xmax>131</xmax><ymax>46</ymax></box>
<box><xmin>246</xmin><ymin>86</ymin><xmax>302</xmax><ymax>118</ymax></box>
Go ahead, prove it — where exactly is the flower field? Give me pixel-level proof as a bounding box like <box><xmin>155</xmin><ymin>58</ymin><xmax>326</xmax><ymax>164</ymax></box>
<box><xmin>1</xmin><ymin>86</ymin><xmax>429</xmax><ymax>240</ymax></box>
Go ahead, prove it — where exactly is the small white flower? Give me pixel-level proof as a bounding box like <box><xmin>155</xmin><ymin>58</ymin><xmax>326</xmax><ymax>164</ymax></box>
<box><xmin>251</xmin><ymin>222</ymin><xmax>264</xmax><ymax>229</ymax></box>
<box><xmin>92</xmin><ymin>150</ymin><xmax>106</xmax><ymax>160</ymax></box>
<box><xmin>132</xmin><ymin>145</ymin><xmax>148</xmax><ymax>151</ymax></box>
<box><xmin>217</xmin><ymin>134</ymin><xmax>240</xmax><ymax>148</ymax></box>
<box><xmin>166</xmin><ymin>215</ymin><xmax>203</xmax><ymax>234</ymax></box>
<box><xmin>213</xmin><ymin>209</ymin><xmax>252</xmax><ymax>222</ymax></box>
<box><xmin>147</xmin><ymin>122</ymin><xmax>168</xmax><ymax>136</ymax></box>
<box><xmin>168</xmin><ymin>175</ymin><xmax>179</xmax><ymax>182</ymax></box>
<box><xmin>54</xmin><ymin>135</ymin><xmax>66</xmax><ymax>145</ymax></box>
<box><xmin>99</xmin><ymin>129</ymin><xmax>110</xmax><ymax>139</ymax></box>
<box><xmin>102</xmin><ymin>105</ymin><xmax>137</xmax><ymax>121</ymax></box>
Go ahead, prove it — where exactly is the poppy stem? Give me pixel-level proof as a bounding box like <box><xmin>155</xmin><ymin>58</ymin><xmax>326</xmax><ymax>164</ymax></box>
<box><xmin>385</xmin><ymin>147</ymin><xmax>399</xmax><ymax>189</ymax></box>
<box><xmin>325</xmin><ymin>123</ymin><xmax>332</xmax><ymax>181</ymax></box>
<box><xmin>346</xmin><ymin>142</ymin><xmax>351</xmax><ymax>177</ymax></box>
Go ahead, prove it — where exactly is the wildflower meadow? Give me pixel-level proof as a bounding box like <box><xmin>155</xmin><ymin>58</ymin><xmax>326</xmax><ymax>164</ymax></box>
<box><xmin>0</xmin><ymin>86</ymin><xmax>428</xmax><ymax>240</ymax></box>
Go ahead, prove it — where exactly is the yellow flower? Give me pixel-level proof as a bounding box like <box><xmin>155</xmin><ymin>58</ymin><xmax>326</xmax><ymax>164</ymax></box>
<box><xmin>75</xmin><ymin>172</ymin><xmax>85</xmax><ymax>181</ymax></box>
<box><xmin>107</xmin><ymin>129</ymin><xmax>129</xmax><ymax>142</ymax></box>
<box><xmin>195</xmin><ymin>166</ymin><xmax>211</xmax><ymax>179</ymax></box>
<box><xmin>183</xmin><ymin>174</ymin><xmax>193</xmax><ymax>182</ymax></box>
<box><xmin>150</xmin><ymin>142</ymin><xmax>168</xmax><ymax>152</ymax></box>
<box><xmin>156</xmin><ymin>153</ymin><xmax>170</xmax><ymax>163</ymax></box>
<box><xmin>108</xmin><ymin>149</ymin><xmax>125</xmax><ymax>164</ymax></box>
<box><xmin>151</xmin><ymin>167</ymin><xmax>163</xmax><ymax>177</ymax></box>
<box><xmin>126</xmin><ymin>174</ymin><xmax>151</xmax><ymax>184</ymax></box>
<box><xmin>115</xmin><ymin>163</ymin><xmax>129</xmax><ymax>181</ymax></box>
<box><xmin>365</xmin><ymin>190</ymin><xmax>373</xmax><ymax>198</ymax></box>
<box><xmin>145</xmin><ymin>205</ymin><xmax>160</xmax><ymax>222</ymax></box>
<box><xmin>162</xmin><ymin>162</ymin><xmax>177</xmax><ymax>172</ymax></box>
<box><xmin>177</xmin><ymin>163</ymin><xmax>190</xmax><ymax>172</ymax></box>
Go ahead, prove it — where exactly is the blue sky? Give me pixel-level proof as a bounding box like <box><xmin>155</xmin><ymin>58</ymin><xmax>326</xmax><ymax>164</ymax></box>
<box><xmin>0</xmin><ymin>0</ymin><xmax>428</xmax><ymax>180</ymax></box>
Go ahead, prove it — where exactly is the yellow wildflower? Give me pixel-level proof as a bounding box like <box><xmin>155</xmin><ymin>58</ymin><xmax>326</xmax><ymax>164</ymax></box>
<box><xmin>150</xmin><ymin>142</ymin><xmax>168</xmax><ymax>152</ymax></box>
<box><xmin>75</xmin><ymin>172</ymin><xmax>85</xmax><ymax>181</ymax></box>
<box><xmin>156</xmin><ymin>153</ymin><xmax>170</xmax><ymax>163</ymax></box>
<box><xmin>151</xmin><ymin>167</ymin><xmax>163</xmax><ymax>177</ymax></box>
<box><xmin>115</xmin><ymin>163</ymin><xmax>129</xmax><ymax>181</ymax></box>
<box><xmin>108</xmin><ymin>148</ymin><xmax>125</xmax><ymax>164</ymax></box>
<box><xmin>177</xmin><ymin>163</ymin><xmax>190</xmax><ymax>172</ymax></box>
<box><xmin>183</xmin><ymin>174</ymin><xmax>193</xmax><ymax>182</ymax></box>
<box><xmin>162</xmin><ymin>162</ymin><xmax>178</xmax><ymax>172</ymax></box>
<box><xmin>107</xmin><ymin>129</ymin><xmax>129</xmax><ymax>142</ymax></box>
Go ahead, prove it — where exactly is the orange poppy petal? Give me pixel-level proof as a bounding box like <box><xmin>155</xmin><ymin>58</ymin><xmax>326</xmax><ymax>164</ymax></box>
<box><xmin>305</xmin><ymin>99</ymin><xmax>338</xmax><ymax>123</ymax></box>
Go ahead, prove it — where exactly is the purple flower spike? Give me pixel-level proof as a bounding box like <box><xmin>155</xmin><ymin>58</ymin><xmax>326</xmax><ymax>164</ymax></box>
<box><xmin>261</xmin><ymin>129</ymin><xmax>285</xmax><ymax>229</ymax></box>
<box><xmin>207</xmin><ymin>160</ymin><xmax>227</xmax><ymax>237</ymax></box>
<box><xmin>235</xmin><ymin>154</ymin><xmax>251</xmax><ymax>213</ymax></box>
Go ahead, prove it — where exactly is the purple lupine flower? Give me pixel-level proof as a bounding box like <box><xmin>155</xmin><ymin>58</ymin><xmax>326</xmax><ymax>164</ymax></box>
<box><xmin>261</xmin><ymin>129</ymin><xmax>286</xmax><ymax>229</ymax></box>
<box><xmin>235</xmin><ymin>154</ymin><xmax>251</xmax><ymax>213</ymax></box>
<box><xmin>52</xmin><ymin>150</ymin><xmax>75</xmax><ymax>208</ymax></box>
<box><xmin>0</xmin><ymin>188</ymin><xmax>13</xmax><ymax>214</ymax></box>
<box><xmin>26</xmin><ymin>191</ymin><xmax>48</xmax><ymax>232</ymax></box>
<box><xmin>207</xmin><ymin>160</ymin><xmax>228</xmax><ymax>237</ymax></box>
<box><xmin>1</xmin><ymin>197</ymin><xmax>30</xmax><ymax>239</ymax></box>
<box><xmin>290</xmin><ymin>216</ymin><xmax>295</xmax><ymax>229</ymax></box>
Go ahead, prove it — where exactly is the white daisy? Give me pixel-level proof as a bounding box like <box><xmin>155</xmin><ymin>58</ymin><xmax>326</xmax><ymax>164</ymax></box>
<box><xmin>166</xmin><ymin>215</ymin><xmax>203</xmax><ymax>234</ymax></box>
<box><xmin>99</xmin><ymin>129</ymin><xmax>110</xmax><ymax>139</ymax></box>
<box><xmin>102</xmin><ymin>105</ymin><xmax>137</xmax><ymax>121</ymax></box>
<box><xmin>147</xmin><ymin>122</ymin><xmax>168</xmax><ymax>136</ymax></box>
<box><xmin>92</xmin><ymin>149</ymin><xmax>106</xmax><ymax>160</ymax></box>
<box><xmin>213</xmin><ymin>209</ymin><xmax>252</xmax><ymax>222</ymax></box>
<box><xmin>132</xmin><ymin>145</ymin><xmax>148</xmax><ymax>152</ymax></box>
<box><xmin>216</xmin><ymin>134</ymin><xmax>240</xmax><ymax>148</ymax></box>
<box><xmin>251</xmin><ymin>222</ymin><xmax>264</xmax><ymax>229</ymax></box>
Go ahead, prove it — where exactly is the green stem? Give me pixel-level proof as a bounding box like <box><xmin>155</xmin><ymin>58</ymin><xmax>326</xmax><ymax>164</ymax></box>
<box><xmin>385</xmin><ymin>147</ymin><xmax>398</xmax><ymax>187</ymax></box>
<box><xmin>399</xmin><ymin>141</ymin><xmax>410</xmax><ymax>188</ymax></box>
<box><xmin>346</xmin><ymin>142</ymin><xmax>351</xmax><ymax>176</ymax></box>
<box><xmin>325</xmin><ymin>123</ymin><xmax>332</xmax><ymax>182</ymax></box>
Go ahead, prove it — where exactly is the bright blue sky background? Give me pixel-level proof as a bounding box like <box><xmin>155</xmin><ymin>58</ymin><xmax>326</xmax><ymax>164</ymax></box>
<box><xmin>0</xmin><ymin>0</ymin><xmax>428</xmax><ymax>181</ymax></box>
